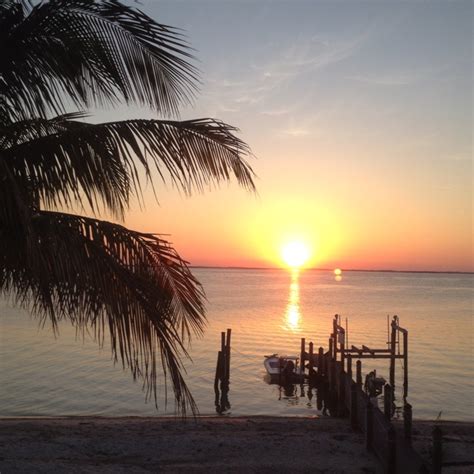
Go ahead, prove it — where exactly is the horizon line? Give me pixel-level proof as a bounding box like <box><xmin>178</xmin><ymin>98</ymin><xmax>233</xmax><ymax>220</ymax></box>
<box><xmin>189</xmin><ymin>265</ymin><xmax>473</xmax><ymax>275</ymax></box>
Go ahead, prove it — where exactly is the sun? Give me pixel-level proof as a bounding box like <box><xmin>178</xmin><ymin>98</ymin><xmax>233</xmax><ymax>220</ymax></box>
<box><xmin>281</xmin><ymin>241</ymin><xmax>311</xmax><ymax>268</ymax></box>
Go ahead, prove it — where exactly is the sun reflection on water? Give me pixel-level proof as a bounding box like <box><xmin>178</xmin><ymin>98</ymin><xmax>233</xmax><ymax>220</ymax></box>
<box><xmin>284</xmin><ymin>269</ymin><xmax>301</xmax><ymax>331</ymax></box>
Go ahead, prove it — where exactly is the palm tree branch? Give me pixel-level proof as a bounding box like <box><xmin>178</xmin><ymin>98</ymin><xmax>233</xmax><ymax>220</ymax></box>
<box><xmin>2</xmin><ymin>117</ymin><xmax>256</xmax><ymax>219</ymax></box>
<box><xmin>0</xmin><ymin>0</ymin><xmax>199</xmax><ymax>122</ymax></box>
<box><xmin>0</xmin><ymin>209</ymin><xmax>204</xmax><ymax>414</ymax></box>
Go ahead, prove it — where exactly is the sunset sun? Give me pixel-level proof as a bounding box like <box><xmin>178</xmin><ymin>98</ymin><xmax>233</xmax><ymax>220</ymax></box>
<box><xmin>281</xmin><ymin>241</ymin><xmax>311</xmax><ymax>268</ymax></box>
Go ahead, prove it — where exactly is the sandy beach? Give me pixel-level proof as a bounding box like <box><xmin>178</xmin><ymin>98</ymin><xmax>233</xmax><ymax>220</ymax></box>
<box><xmin>1</xmin><ymin>416</ymin><xmax>473</xmax><ymax>473</ymax></box>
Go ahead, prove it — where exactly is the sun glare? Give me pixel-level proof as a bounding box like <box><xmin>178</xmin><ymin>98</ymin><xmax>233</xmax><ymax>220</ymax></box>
<box><xmin>281</xmin><ymin>241</ymin><xmax>311</xmax><ymax>268</ymax></box>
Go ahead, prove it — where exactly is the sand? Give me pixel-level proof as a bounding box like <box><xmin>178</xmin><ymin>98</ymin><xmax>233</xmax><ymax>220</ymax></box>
<box><xmin>0</xmin><ymin>417</ymin><xmax>472</xmax><ymax>473</ymax></box>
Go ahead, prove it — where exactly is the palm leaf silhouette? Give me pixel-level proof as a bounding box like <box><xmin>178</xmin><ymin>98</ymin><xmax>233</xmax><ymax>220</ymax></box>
<box><xmin>1</xmin><ymin>210</ymin><xmax>204</xmax><ymax>413</ymax></box>
<box><xmin>0</xmin><ymin>0</ymin><xmax>197</xmax><ymax>123</ymax></box>
<box><xmin>2</xmin><ymin>116</ymin><xmax>255</xmax><ymax>219</ymax></box>
<box><xmin>0</xmin><ymin>0</ymin><xmax>256</xmax><ymax>414</ymax></box>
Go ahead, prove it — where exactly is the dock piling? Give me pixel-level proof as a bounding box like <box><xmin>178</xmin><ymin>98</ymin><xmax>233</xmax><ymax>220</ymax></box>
<box><xmin>350</xmin><ymin>382</ymin><xmax>358</xmax><ymax>430</ymax></box>
<box><xmin>384</xmin><ymin>384</ymin><xmax>393</xmax><ymax>421</ymax></box>
<box><xmin>214</xmin><ymin>329</ymin><xmax>232</xmax><ymax>412</ymax></box>
<box><xmin>214</xmin><ymin>350</ymin><xmax>223</xmax><ymax>393</ymax></box>
<box><xmin>308</xmin><ymin>342</ymin><xmax>314</xmax><ymax>376</ymax></box>
<box><xmin>365</xmin><ymin>400</ymin><xmax>373</xmax><ymax>451</ymax></box>
<box><xmin>389</xmin><ymin>318</ymin><xmax>397</xmax><ymax>389</ymax></box>
<box><xmin>225</xmin><ymin>328</ymin><xmax>232</xmax><ymax>386</ymax></box>
<box><xmin>432</xmin><ymin>426</ymin><xmax>442</xmax><ymax>474</ymax></box>
<box><xmin>387</xmin><ymin>425</ymin><xmax>396</xmax><ymax>474</ymax></box>
<box><xmin>404</xmin><ymin>403</ymin><xmax>412</xmax><ymax>445</ymax></box>
<box><xmin>403</xmin><ymin>329</ymin><xmax>408</xmax><ymax>399</ymax></box>
<box><xmin>221</xmin><ymin>331</ymin><xmax>227</xmax><ymax>382</ymax></box>
<box><xmin>356</xmin><ymin>360</ymin><xmax>362</xmax><ymax>387</ymax></box>
<box><xmin>300</xmin><ymin>338</ymin><xmax>306</xmax><ymax>375</ymax></box>
<box><xmin>347</xmin><ymin>355</ymin><xmax>352</xmax><ymax>380</ymax></box>
<box><xmin>318</xmin><ymin>346</ymin><xmax>324</xmax><ymax>375</ymax></box>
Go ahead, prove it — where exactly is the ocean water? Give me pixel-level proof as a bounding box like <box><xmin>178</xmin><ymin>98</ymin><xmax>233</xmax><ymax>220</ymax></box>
<box><xmin>0</xmin><ymin>269</ymin><xmax>472</xmax><ymax>421</ymax></box>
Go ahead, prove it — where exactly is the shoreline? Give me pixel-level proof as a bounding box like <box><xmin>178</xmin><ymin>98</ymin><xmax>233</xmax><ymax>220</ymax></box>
<box><xmin>2</xmin><ymin>416</ymin><xmax>473</xmax><ymax>473</ymax></box>
<box><xmin>1</xmin><ymin>414</ymin><xmax>473</xmax><ymax>423</ymax></box>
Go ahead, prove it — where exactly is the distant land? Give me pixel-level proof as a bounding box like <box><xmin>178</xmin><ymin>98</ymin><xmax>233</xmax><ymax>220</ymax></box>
<box><xmin>190</xmin><ymin>266</ymin><xmax>473</xmax><ymax>275</ymax></box>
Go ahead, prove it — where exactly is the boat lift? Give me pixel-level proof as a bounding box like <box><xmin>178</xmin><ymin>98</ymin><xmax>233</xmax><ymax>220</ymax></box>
<box><xmin>330</xmin><ymin>314</ymin><xmax>409</xmax><ymax>400</ymax></box>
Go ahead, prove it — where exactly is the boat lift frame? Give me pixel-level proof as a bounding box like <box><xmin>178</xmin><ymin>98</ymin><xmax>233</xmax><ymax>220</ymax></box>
<box><xmin>330</xmin><ymin>314</ymin><xmax>409</xmax><ymax>400</ymax></box>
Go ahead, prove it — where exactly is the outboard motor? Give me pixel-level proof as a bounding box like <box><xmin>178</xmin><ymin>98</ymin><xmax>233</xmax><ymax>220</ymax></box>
<box><xmin>282</xmin><ymin>359</ymin><xmax>295</xmax><ymax>376</ymax></box>
<box><xmin>364</xmin><ymin>370</ymin><xmax>385</xmax><ymax>397</ymax></box>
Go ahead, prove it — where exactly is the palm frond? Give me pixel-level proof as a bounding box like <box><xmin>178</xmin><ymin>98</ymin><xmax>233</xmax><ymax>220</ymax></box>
<box><xmin>0</xmin><ymin>112</ymin><xmax>88</xmax><ymax>149</ymax></box>
<box><xmin>0</xmin><ymin>209</ymin><xmax>205</xmax><ymax>414</ymax></box>
<box><xmin>2</xmin><ymin>117</ymin><xmax>256</xmax><ymax>219</ymax></box>
<box><xmin>0</xmin><ymin>0</ymin><xmax>198</xmax><ymax>123</ymax></box>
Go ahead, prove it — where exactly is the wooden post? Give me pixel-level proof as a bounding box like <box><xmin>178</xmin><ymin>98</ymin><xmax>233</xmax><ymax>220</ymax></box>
<box><xmin>403</xmin><ymin>329</ymin><xmax>408</xmax><ymax>400</ymax></box>
<box><xmin>221</xmin><ymin>331</ymin><xmax>226</xmax><ymax>352</ymax></box>
<box><xmin>432</xmin><ymin>426</ymin><xmax>442</xmax><ymax>474</ymax></box>
<box><xmin>329</xmin><ymin>357</ymin><xmax>335</xmax><ymax>391</ymax></box>
<box><xmin>389</xmin><ymin>319</ymin><xmax>397</xmax><ymax>389</ymax></box>
<box><xmin>387</xmin><ymin>425</ymin><xmax>396</xmax><ymax>474</ymax></box>
<box><xmin>338</xmin><ymin>363</ymin><xmax>345</xmax><ymax>413</ymax></box>
<box><xmin>404</xmin><ymin>403</ymin><xmax>412</xmax><ymax>444</ymax></box>
<box><xmin>300</xmin><ymin>338</ymin><xmax>306</xmax><ymax>375</ymax></box>
<box><xmin>347</xmin><ymin>355</ymin><xmax>353</xmax><ymax>380</ymax></box>
<box><xmin>328</xmin><ymin>338</ymin><xmax>333</xmax><ymax>361</ymax></box>
<box><xmin>340</xmin><ymin>330</ymin><xmax>345</xmax><ymax>367</ymax></box>
<box><xmin>308</xmin><ymin>342</ymin><xmax>314</xmax><ymax>376</ymax></box>
<box><xmin>365</xmin><ymin>400</ymin><xmax>373</xmax><ymax>451</ymax></box>
<box><xmin>318</xmin><ymin>346</ymin><xmax>324</xmax><ymax>375</ymax></box>
<box><xmin>384</xmin><ymin>384</ymin><xmax>392</xmax><ymax>421</ymax></box>
<box><xmin>350</xmin><ymin>382</ymin><xmax>358</xmax><ymax>429</ymax></box>
<box><xmin>333</xmin><ymin>317</ymin><xmax>338</xmax><ymax>359</ymax></box>
<box><xmin>214</xmin><ymin>350</ymin><xmax>223</xmax><ymax>392</ymax></box>
<box><xmin>316</xmin><ymin>384</ymin><xmax>323</xmax><ymax>411</ymax></box>
<box><xmin>356</xmin><ymin>360</ymin><xmax>362</xmax><ymax>387</ymax></box>
<box><xmin>327</xmin><ymin>355</ymin><xmax>332</xmax><ymax>387</ymax></box>
<box><xmin>221</xmin><ymin>331</ymin><xmax>227</xmax><ymax>382</ymax></box>
<box><xmin>226</xmin><ymin>328</ymin><xmax>232</xmax><ymax>386</ymax></box>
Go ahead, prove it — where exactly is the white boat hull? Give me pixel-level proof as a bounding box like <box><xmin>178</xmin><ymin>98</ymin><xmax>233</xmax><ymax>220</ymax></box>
<box><xmin>263</xmin><ymin>355</ymin><xmax>303</xmax><ymax>376</ymax></box>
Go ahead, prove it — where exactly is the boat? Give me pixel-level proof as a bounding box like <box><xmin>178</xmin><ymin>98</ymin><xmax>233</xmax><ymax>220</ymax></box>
<box><xmin>263</xmin><ymin>354</ymin><xmax>302</xmax><ymax>377</ymax></box>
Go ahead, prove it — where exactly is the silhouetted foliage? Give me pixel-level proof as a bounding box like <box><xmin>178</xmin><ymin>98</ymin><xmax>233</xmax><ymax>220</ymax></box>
<box><xmin>0</xmin><ymin>0</ymin><xmax>255</xmax><ymax>414</ymax></box>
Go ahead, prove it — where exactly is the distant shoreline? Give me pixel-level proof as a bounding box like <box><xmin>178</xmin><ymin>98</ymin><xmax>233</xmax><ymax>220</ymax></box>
<box><xmin>190</xmin><ymin>265</ymin><xmax>473</xmax><ymax>275</ymax></box>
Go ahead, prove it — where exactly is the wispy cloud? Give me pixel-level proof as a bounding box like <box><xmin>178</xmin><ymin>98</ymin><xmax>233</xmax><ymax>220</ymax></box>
<box><xmin>350</xmin><ymin>72</ymin><xmax>418</xmax><ymax>86</ymax></box>
<box><xmin>281</xmin><ymin>128</ymin><xmax>311</xmax><ymax>137</ymax></box>
<box><xmin>260</xmin><ymin>109</ymin><xmax>289</xmax><ymax>117</ymax></box>
<box><xmin>204</xmin><ymin>28</ymin><xmax>372</xmax><ymax>115</ymax></box>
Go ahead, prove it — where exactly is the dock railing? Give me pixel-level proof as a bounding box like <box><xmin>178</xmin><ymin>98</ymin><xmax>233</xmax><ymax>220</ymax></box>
<box><xmin>320</xmin><ymin>328</ymin><xmax>428</xmax><ymax>474</ymax></box>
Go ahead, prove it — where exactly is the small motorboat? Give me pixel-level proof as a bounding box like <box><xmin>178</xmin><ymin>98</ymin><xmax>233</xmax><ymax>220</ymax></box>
<box><xmin>263</xmin><ymin>354</ymin><xmax>302</xmax><ymax>377</ymax></box>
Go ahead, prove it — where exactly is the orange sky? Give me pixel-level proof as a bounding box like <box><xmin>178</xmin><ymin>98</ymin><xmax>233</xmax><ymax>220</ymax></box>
<box><xmin>100</xmin><ymin>2</ymin><xmax>472</xmax><ymax>272</ymax></box>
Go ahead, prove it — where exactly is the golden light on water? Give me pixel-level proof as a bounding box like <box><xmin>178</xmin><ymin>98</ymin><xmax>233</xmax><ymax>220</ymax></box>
<box><xmin>281</xmin><ymin>241</ymin><xmax>311</xmax><ymax>268</ymax></box>
<box><xmin>284</xmin><ymin>270</ymin><xmax>301</xmax><ymax>331</ymax></box>
<box><xmin>334</xmin><ymin>268</ymin><xmax>342</xmax><ymax>275</ymax></box>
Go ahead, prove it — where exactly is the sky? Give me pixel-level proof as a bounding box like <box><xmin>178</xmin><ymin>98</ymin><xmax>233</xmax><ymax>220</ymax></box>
<box><xmin>97</xmin><ymin>1</ymin><xmax>472</xmax><ymax>272</ymax></box>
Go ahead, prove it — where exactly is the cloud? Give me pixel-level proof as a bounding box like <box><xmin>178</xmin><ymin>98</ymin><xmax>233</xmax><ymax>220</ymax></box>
<box><xmin>350</xmin><ymin>72</ymin><xmax>418</xmax><ymax>86</ymax></box>
<box><xmin>218</xmin><ymin>105</ymin><xmax>239</xmax><ymax>113</ymax></box>
<box><xmin>281</xmin><ymin>128</ymin><xmax>311</xmax><ymax>137</ymax></box>
<box><xmin>204</xmin><ymin>28</ymin><xmax>372</xmax><ymax>114</ymax></box>
<box><xmin>260</xmin><ymin>109</ymin><xmax>289</xmax><ymax>117</ymax></box>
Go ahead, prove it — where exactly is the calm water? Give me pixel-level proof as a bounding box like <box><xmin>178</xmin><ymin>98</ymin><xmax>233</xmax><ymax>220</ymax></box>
<box><xmin>1</xmin><ymin>269</ymin><xmax>472</xmax><ymax>421</ymax></box>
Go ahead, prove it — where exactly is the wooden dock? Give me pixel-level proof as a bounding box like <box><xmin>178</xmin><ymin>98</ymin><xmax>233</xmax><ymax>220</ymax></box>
<box><xmin>216</xmin><ymin>315</ymin><xmax>447</xmax><ymax>473</ymax></box>
<box><xmin>298</xmin><ymin>315</ymin><xmax>429</xmax><ymax>473</ymax></box>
